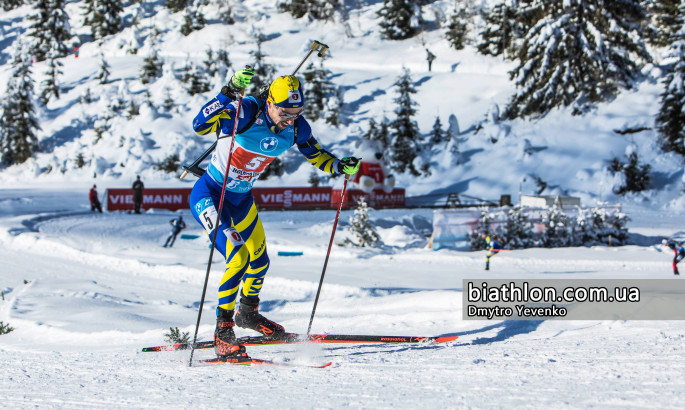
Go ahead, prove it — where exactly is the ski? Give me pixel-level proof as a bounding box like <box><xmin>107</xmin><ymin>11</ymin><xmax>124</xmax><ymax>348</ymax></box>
<box><xmin>142</xmin><ymin>333</ymin><xmax>458</xmax><ymax>352</ymax></box>
<box><xmin>197</xmin><ymin>355</ymin><xmax>332</xmax><ymax>368</ymax></box>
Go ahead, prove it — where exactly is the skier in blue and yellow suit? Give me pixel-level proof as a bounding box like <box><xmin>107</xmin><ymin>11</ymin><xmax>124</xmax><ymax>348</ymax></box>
<box><xmin>189</xmin><ymin>67</ymin><xmax>361</xmax><ymax>358</ymax></box>
<box><xmin>484</xmin><ymin>235</ymin><xmax>502</xmax><ymax>271</ymax></box>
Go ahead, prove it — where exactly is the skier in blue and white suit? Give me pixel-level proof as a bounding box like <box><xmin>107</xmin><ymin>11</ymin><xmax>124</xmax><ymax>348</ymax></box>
<box><xmin>189</xmin><ymin>68</ymin><xmax>361</xmax><ymax>358</ymax></box>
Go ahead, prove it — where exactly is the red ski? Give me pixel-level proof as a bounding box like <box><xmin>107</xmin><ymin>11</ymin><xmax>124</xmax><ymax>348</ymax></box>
<box><xmin>142</xmin><ymin>333</ymin><xmax>458</xmax><ymax>352</ymax></box>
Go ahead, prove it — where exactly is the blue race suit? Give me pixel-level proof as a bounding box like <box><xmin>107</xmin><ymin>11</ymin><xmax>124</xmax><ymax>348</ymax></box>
<box><xmin>190</xmin><ymin>92</ymin><xmax>343</xmax><ymax>311</ymax></box>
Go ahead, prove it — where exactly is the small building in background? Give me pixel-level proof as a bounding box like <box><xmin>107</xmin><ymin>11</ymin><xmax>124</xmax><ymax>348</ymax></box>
<box><xmin>520</xmin><ymin>195</ymin><xmax>580</xmax><ymax>208</ymax></box>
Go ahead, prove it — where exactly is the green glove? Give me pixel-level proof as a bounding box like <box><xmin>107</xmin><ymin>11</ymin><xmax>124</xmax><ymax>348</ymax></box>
<box><xmin>231</xmin><ymin>66</ymin><xmax>255</xmax><ymax>89</ymax></box>
<box><xmin>339</xmin><ymin>157</ymin><xmax>361</xmax><ymax>175</ymax></box>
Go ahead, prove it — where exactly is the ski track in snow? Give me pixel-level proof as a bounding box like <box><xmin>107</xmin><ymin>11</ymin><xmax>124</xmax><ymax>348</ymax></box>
<box><xmin>1</xmin><ymin>193</ymin><xmax>684</xmax><ymax>408</ymax></box>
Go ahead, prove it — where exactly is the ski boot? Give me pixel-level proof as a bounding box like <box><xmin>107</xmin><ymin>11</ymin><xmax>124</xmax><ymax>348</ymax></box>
<box><xmin>214</xmin><ymin>308</ymin><xmax>247</xmax><ymax>358</ymax></box>
<box><xmin>235</xmin><ymin>296</ymin><xmax>286</xmax><ymax>339</ymax></box>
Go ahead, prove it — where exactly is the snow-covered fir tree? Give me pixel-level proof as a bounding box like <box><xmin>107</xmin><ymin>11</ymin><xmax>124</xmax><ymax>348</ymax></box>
<box><xmin>162</xmin><ymin>88</ymin><xmax>175</xmax><ymax>112</ymax></box>
<box><xmin>166</xmin><ymin>0</ymin><xmax>188</xmax><ymax>14</ymax></box>
<box><xmin>377</xmin><ymin>0</ymin><xmax>421</xmax><ymax>40</ymax></box>
<box><xmin>2</xmin><ymin>0</ymin><xmax>23</xmax><ymax>11</ymax></box>
<box><xmin>302</xmin><ymin>60</ymin><xmax>335</xmax><ymax>122</ymax></box>
<box><xmin>180</xmin><ymin>6</ymin><xmax>206</xmax><ymax>36</ymax></box>
<box><xmin>308</xmin><ymin>168</ymin><xmax>321</xmax><ymax>187</ymax></box>
<box><xmin>388</xmin><ymin>67</ymin><xmax>421</xmax><ymax>176</ymax></box>
<box><xmin>498</xmin><ymin>206</ymin><xmax>536</xmax><ymax>249</ymax></box>
<box><xmin>215</xmin><ymin>49</ymin><xmax>231</xmax><ymax>84</ymax></box>
<box><xmin>477</xmin><ymin>0</ymin><xmax>522</xmax><ymax>59</ymax></box>
<box><xmin>249</xmin><ymin>33</ymin><xmax>276</xmax><ymax>97</ymax></box>
<box><xmin>445</xmin><ymin>6</ymin><xmax>469</xmax><ymax>50</ymax></box>
<box><xmin>429</xmin><ymin>116</ymin><xmax>446</xmax><ymax>144</ymax></box>
<box><xmin>39</xmin><ymin>50</ymin><xmax>63</xmax><ymax>105</ymax></box>
<box><xmin>140</xmin><ymin>48</ymin><xmax>163</xmax><ymax>84</ymax></box>
<box><xmin>609</xmin><ymin>151</ymin><xmax>651</xmax><ymax>195</ymax></box>
<box><xmin>540</xmin><ymin>197</ymin><xmax>572</xmax><ymax>247</ymax></box>
<box><xmin>82</xmin><ymin>0</ymin><xmax>123</xmax><ymax>40</ymax></box>
<box><xmin>646</xmin><ymin>0</ymin><xmax>681</xmax><ymax>47</ymax></box>
<box><xmin>27</xmin><ymin>0</ymin><xmax>71</xmax><ymax>62</ymax></box>
<box><xmin>203</xmin><ymin>48</ymin><xmax>218</xmax><ymax>79</ymax></box>
<box><xmin>279</xmin><ymin>0</ymin><xmax>339</xmax><ymax>22</ymax></box>
<box><xmin>505</xmin><ymin>0</ymin><xmax>651</xmax><ymax>119</ymax></box>
<box><xmin>347</xmin><ymin>197</ymin><xmax>381</xmax><ymax>247</ymax></box>
<box><xmin>258</xmin><ymin>157</ymin><xmax>284</xmax><ymax>180</ymax></box>
<box><xmin>656</xmin><ymin>8</ymin><xmax>685</xmax><ymax>159</ymax></box>
<box><xmin>182</xmin><ymin>59</ymin><xmax>210</xmax><ymax>96</ymax></box>
<box><xmin>96</xmin><ymin>52</ymin><xmax>111</xmax><ymax>84</ymax></box>
<box><xmin>469</xmin><ymin>208</ymin><xmax>494</xmax><ymax>250</ymax></box>
<box><xmin>0</xmin><ymin>43</ymin><xmax>40</xmax><ymax>166</ymax></box>
<box><xmin>325</xmin><ymin>86</ymin><xmax>343</xmax><ymax>127</ymax></box>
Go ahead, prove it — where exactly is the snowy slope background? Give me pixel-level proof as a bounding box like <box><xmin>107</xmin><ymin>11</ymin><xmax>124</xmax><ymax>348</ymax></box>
<box><xmin>1</xmin><ymin>1</ymin><xmax>685</xmax><ymax>408</ymax></box>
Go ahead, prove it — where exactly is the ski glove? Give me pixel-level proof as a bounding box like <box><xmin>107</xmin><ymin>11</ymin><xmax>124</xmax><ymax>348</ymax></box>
<box><xmin>338</xmin><ymin>157</ymin><xmax>361</xmax><ymax>175</ymax></box>
<box><xmin>231</xmin><ymin>66</ymin><xmax>255</xmax><ymax>90</ymax></box>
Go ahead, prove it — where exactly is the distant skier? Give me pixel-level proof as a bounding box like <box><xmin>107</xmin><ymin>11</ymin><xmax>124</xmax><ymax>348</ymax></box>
<box><xmin>163</xmin><ymin>215</ymin><xmax>186</xmax><ymax>248</ymax></box>
<box><xmin>484</xmin><ymin>235</ymin><xmax>502</xmax><ymax>271</ymax></box>
<box><xmin>132</xmin><ymin>175</ymin><xmax>144</xmax><ymax>214</ymax></box>
<box><xmin>662</xmin><ymin>239</ymin><xmax>684</xmax><ymax>275</ymax></box>
<box><xmin>89</xmin><ymin>184</ymin><xmax>102</xmax><ymax>213</ymax></box>
<box><xmin>189</xmin><ymin>67</ymin><xmax>361</xmax><ymax>359</ymax></box>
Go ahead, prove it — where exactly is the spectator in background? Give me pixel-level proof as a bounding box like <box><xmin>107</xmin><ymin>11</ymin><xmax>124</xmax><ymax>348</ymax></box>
<box><xmin>426</xmin><ymin>48</ymin><xmax>436</xmax><ymax>72</ymax></box>
<box><xmin>163</xmin><ymin>215</ymin><xmax>187</xmax><ymax>248</ymax></box>
<box><xmin>132</xmin><ymin>175</ymin><xmax>144</xmax><ymax>214</ymax></box>
<box><xmin>89</xmin><ymin>184</ymin><xmax>102</xmax><ymax>213</ymax></box>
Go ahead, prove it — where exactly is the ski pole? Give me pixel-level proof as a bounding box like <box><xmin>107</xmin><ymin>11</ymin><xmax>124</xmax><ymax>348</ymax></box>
<box><xmin>307</xmin><ymin>171</ymin><xmax>353</xmax><ymax>335</ymax></box>
<box><xmin>188</xmin><ymin>89</ymin><xmax>245</xmax><ymax>367</ymax></box>
<box><xmin>179</xmin><ymin>40</ymin><xmax>329</xmax><ymax>180</ymax></box>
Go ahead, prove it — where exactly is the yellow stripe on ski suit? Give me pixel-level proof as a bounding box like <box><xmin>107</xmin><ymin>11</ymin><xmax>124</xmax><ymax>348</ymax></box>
<box><xmin>217</xmin><ymin>202</ymin><xmax>269</xmax><ymax>311</ymax></box>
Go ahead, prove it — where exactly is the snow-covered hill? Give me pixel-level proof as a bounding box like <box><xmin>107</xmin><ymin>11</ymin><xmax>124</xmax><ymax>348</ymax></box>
<box><xmin>1</xmin><ymin>1</ymin><xmax>683</xmax><ymax>211</ymax></box>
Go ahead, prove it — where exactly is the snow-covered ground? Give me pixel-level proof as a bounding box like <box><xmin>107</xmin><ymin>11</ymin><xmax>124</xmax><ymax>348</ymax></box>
<box><xmin>1</xmin><ymin>187</ymin><xmax>684</xmax><ymax>408</ymax></box>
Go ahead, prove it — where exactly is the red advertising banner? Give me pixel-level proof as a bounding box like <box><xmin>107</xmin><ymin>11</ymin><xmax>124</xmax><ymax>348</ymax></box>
<box><xmin>332</xmin><ymin>188</ymin><xmax>406</xmax><ymax>209</ymax></box>
<box><xmin>105</xmin><ymin>186</ymin><xmax>405</xmax><ymax>211</ymax></box>
<box><xmin>252</xmin><ymin>187</ymin><xmax>332</xmax><ymax>209</ymax></box>
<box><xmin>105</xmin><ymin>188</ymin><xmax>192</xmax><ymax>211</ymax></box>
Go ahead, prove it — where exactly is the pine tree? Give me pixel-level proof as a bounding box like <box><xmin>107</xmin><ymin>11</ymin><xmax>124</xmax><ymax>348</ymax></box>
<box><xmin>249</xmin><ymin>34</ymin><xmax>276</xmax><ymax>96</ymax></box>
<box><xmin>0</xmin><ymin>43</ymin><xmax>40</xmax><ymax>166</ymax></box>
<box><xmin>27</xmin><ymin>0</ymin><xmax>71</xmax><ymax>62</ymax></box>
<box><xmin>429</xmin><ymin>116</ymin><xmax>445</xmax><ymax>144</ymax></box>
<box><xmin>325</xmin><ymin>86</ymin><xmax>343</xmax><ymax>127</ymax></box>
<box><xmin>96</xmin><ymin>53</ymin><xmax>111</xmax><ymax>84</ymax></box>
<box><xmin>182</xmin><ymin>60</ymin><xmax>210</xmax><ymax>96</ymax></box>
<box><xmin>302</xmin><ymin>60</ymin><xmax>336</xmax><ymax>122</ymax></box>
<box><xmin>609</xmin><ymin>152</ymin><xmax>651</xmax><ymax>194</ymax></box>
<box><xmin>162</xmin><ymin>88</ymin><xmax>175</xmax><ymax>112</ymax></box>
<box><xmin>388</xmin><ymin>68</ymin><xmax>420</xmax><ymax>175</ymax></box>
<box><xmin>445</xmin><ymin>6</ymin><xmax>469</xmax><ymax>50</ymax></box>
<box><xmin>40</xmin><ymin>51</ymin><xmax>63</xmax><ymax>105</ymax></box>
<box><xmin>477</xmin><ymin>1</ymin><xmax>522</xmax><ymax>58</ymax></box>
<box><xmin>140</xmin><ymin>48</ymin><xmax>163</xmax><ymax>84</ymax></box>
<box><xmin>258</xmin><ymin>157</ymin><xmax>284</xmax><ymax>180</ymax></box>
<box><xmin>656</xmin><ymin>9</ymin><xmax>685</xmax><ymax>159</ymax></box>
<box><xmin>166</xmin><ymin>0</ymin><xmax>188</xmax><ymax>13</ymax></box>
<box><xmin>279</xmin><ymin>0</ymin><xmax>339</xmax><ymax>21</ymax></box>
<box><xmin>83</xmin><ymin>0</ymin><xmax>123</xmax><ymax>40</ymax></box>
<box><xmin>505</xmin><ymin>0</ymin><xmax>651</xmax><ymax>119</ymax></box>
<box><xmin>203</xmin><ymin>48</ymin><xmax>218</xmax><ymax>79</ymax></box>
<box><xmin>215</xmin><ymin>49</ymin><xmax>231</xmax><ymax>84</ymax></box>
<box><xmin>646</xmin><ymin>0</ymin><xmax>681</xmax><ymax>47</ymax></box>
<box><xmin>2</xmin><ymin>0</ymin><xmax>23</xmax><ymax>11</ymax></box>
<box><xmin>499</xmin><ymin>205</ymin><xmax>536</xmax><ymax>249</ymax></box>
<box><xmin>308</xmin><ymin>169</ymin><xmax>321</xmax><ymax>187</ymax></box>
<box><xmin>180</xmin><ymin>7</ymin><xmax>206</xmax><ymax>36</ymax></box>
<box><xmin>469</xmin><ymin>208</ymin><xmax>494</xmax><ymax>250</ymax></box>
<box><xmin>541</xmin><ymin>197</ymin><xmax>572</xmax><ymax>247</ymax></box>
<box><xmin>377</xmin><ymin>0</ymin><xmax>421</xmax><ymax>40</ymax></box>
<box><xmin>347</xmin><ymin>197</ymin><xmax>381</xmax><ymax>247</ymax></box>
